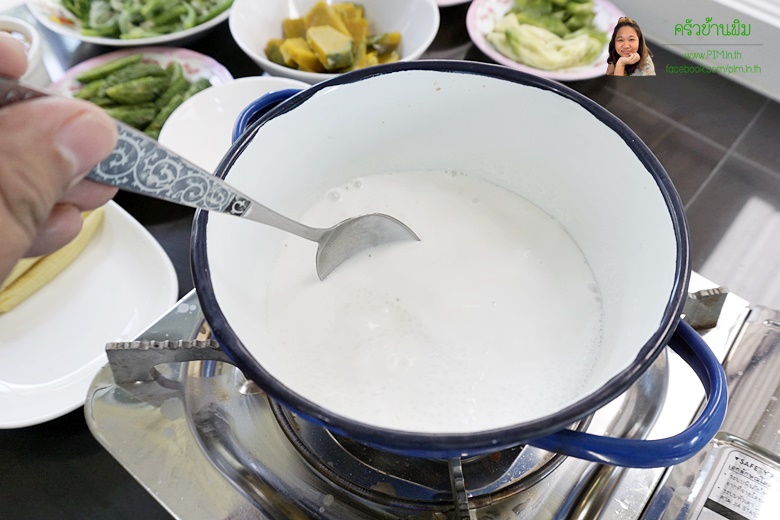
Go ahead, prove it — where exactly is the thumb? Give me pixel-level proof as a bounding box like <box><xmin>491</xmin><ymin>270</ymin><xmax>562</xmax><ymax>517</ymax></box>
<box><xmin>0</xmin><ymin>96</ymin><xmax>117</xmax><ymax>276</ymax></box>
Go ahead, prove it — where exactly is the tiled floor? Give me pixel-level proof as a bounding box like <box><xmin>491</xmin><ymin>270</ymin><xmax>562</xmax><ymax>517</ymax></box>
<box><xmin>432</xmin><ymin>4</ymin><xmax>780</xmax><ymax>310</ymax></box>
<box><xmin>564</xmin><ymin>45</ymin><xmax>780</xmax><ymax>311</ymax></box>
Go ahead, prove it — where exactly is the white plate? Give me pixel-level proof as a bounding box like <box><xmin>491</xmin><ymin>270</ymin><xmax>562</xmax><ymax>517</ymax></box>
<box><xmin>26</xmin><ymin>0</ymin><xmax>231</xmax><ymax>47</ymax></box>
<box><xmin>51</xmin><ymin>46</ymin><xmax>233</xmax><ymax>96</ymax></box>
<box><xmin>437</xmin><ymin>0</ymin><xmax>471</xmax><ymax>6</ymax></box>
<box><xmin>159</xmin><ymin>76</ymin><xmax>309</xmax><ymax>172</ymax></box>
<box><xmin>466</xmin><ymin>0</ymin><xmax>623</xmax><ymax>81</ymax></box>
<box><xmin>0</xmin><ymin>202</ymin><xmax>178</xmax><ymax>428</ymax></box>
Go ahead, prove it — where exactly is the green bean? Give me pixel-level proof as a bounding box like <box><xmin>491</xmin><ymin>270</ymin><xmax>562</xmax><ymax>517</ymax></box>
<box><xmin>182</xmin><ymin>78</ymin><xmax>211</xmax><ymax>100</ymax></box>
<box><xmin>89</xmin><ymin>96</ymin><xmax>117</xmax><ymax>107</ymax></box>
<box><xmin>73</xmin><ymin>79</ymin><xmax>105</xmax><ymax>100</ymax></box>
<box><xmin>105</xmin><ymin>76</ymin><xmax>169</xmax><ymax>104</ymax></box>
<box><xmin>165</xmin><ymin>62</ymin><xmax>184</xmax><ymax>84</ymax></box>
<box><xmin>151</xmin><ymin>5</ymin><xmax>187</xmax><ymax>27</ymax></box>
<box><xmin>63</xmin><ymin>0</ymin><xmax>234</xmax><ymax>39</ymax></box>
<box><xmin>75</xmin><ymin>54</ymin><xmax>142</xmax><ymax>83</ymax></box>
<box><xmin>195</xmin><ymin>0</ymin><xmax>232</xmax><ymax>25</ymax></box>
<box><xmin>145</xmin><ymin>93</ymin><xmax>184</xmax><ymax>135</ymax></box>
<box><xmin>96</xmin><ymin>62</ymin><xmax>167</xmax><ymax>98</ymax></box>
<box><xmin>73</xmin><ymin>53</ymin><xmax>213</xmax><ymax>141</ymax></box>
<box><xmin>139</xmin><ymin>0</ymin><xmax>171</xmax><ymax>18</ymax></box>
<box><xmin>105</xmin><ymin>105</ymin><xmax>158</xmax><ymax>129</ymax></box>
<box><xmin>155</xmin><ymin>76</ymin><xmax>189</xmax><ymax>109</ymax></box>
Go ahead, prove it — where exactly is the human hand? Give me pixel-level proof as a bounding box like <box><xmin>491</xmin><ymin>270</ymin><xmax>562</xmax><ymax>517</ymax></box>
<box><xmin>617</xmin><ymin>52</ymin><xmax>641</xmax><ymax>66</ymax></box>
<box><xmin>0</xmin><ymin>32</ymin><xmax>118</xmax><ymax>282</ymax></box>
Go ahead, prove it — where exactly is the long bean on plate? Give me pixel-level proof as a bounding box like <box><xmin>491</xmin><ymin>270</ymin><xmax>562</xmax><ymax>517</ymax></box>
<box><xmin>61</xmin><ymin>0</ymin><xmax>233</xmax><ymax>39</ymax></box>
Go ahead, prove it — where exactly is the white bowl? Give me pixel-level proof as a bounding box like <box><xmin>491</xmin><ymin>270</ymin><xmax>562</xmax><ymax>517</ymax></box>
<box><xmin>0</xmin><ymin>15</ymin><xmax>49</xmax><ymax>86</ymax></box>
<box><xmin>159</xmin><ymin>76</ymin><xmax>309</xmax><ymax>172</ymax></box>
<box><xmin>26</xmin><ymin>0</ymin><xmax>231</xmax><ymax>47</ymax></box>
<box><xmin>229</xmin><ymin>0</ymin><xmax>440</xmax><ymax>84</ymax></box>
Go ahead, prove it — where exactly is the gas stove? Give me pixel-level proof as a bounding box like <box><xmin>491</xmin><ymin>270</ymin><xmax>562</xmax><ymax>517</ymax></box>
<box><xmin>85</xmin><ymin>273</ymin><xmax>780</xmax><ymax>519</ymax></box>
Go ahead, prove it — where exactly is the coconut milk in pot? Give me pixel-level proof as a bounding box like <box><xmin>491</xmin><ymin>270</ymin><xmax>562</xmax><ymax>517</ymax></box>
<box><xmin>262</xmin><ymin>168</ymin><xmax>604</xmax><ymax>433</ymax></box>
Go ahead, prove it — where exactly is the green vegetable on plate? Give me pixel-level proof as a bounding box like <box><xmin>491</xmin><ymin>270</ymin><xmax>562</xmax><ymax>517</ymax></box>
<box><xmin>487</xmin><ymin>0</ymin><xmax>607</xmax><ymax>71</ymax></box>
<box><xmin>72</xmin><ymin>53</ymin><xmax>213</xmax><ymax>138</ymax></box>
<box><xmin>61</xmin><ymin>0</ymin><xmax>233</xmax><ymax>39</ymax></box>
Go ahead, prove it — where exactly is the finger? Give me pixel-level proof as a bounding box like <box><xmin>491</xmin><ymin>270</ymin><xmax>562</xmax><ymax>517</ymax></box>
<box><xmin>0</xmin><ymin>32</ymin><xmax>27</xmax><ymax>78</ymax></box>
<box><xmin>24</xmin><ymin>204</ymin><xmax>84</xmax><ymax>257</ymax></box>
<box><xmin>60</xmin><ymin>179</ymin><xmax>118</xmax><ymax>211</ymax></box>
<box><xmin>24</xmin><ymin>181</ymin><xmax>117</xmax><ymax>257</ymax></box>
<box><xmin>0</xmin><ymin>97</ymin><xmax>117</xmax><ymax>273</ymax></box>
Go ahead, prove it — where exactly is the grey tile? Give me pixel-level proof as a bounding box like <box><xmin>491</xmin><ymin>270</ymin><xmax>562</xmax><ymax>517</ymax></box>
<box><xmin>734</xmin><ymin>99</ymin><xmax>780</xmax><ymax>174</ymax></box>
<box><xmin>685</xmin><ymin>156</ymin><xmax>780</xmax><ymax>309</ymax></box>
<box><xmin>605</xmin><ymin>44</ymin><xmax>767</xmax><ymax>149</ymax></box>
<box><xmin>648</xmin><ymin>127</ymin><xmax>725</xmax><ymax>205</ymax></box>
<box><xmin>569</xmin><ymin>88</ymin><xmax>725</xmax><ymax>204</ymax></box>
<box><xmin>567</xmin><ymin>79</ymin><xmax>617</xmax><ymax>107</ymax></box>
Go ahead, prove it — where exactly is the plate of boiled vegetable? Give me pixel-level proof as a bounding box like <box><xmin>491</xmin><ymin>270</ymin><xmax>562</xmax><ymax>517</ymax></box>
<box><xmin>466</xmin><ymin>0</ymin><xmax>623</xmax><ymax>81</ymax></box>
<box><xmin>26</xmin><ymin>0</ymin><xmax>232</xmax><ymax>46</ymax></box>
<box><xmin>51</xmin><ymin>47</ymin><xmax>233</xmax><ymax>139</ymax></box>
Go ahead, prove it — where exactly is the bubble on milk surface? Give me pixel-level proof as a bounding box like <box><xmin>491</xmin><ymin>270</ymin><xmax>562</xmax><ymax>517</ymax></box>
<box><xmin>261</xmin><ymin>169</ymin><xmax>606</xmax><ymax>433</ymax></box>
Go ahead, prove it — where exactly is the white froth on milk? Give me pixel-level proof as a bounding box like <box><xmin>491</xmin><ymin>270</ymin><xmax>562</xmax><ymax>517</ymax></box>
<box><xmin>262</xmin><ymin>170</ymin><xmax>604</xmax><ymax>433</ymax></box>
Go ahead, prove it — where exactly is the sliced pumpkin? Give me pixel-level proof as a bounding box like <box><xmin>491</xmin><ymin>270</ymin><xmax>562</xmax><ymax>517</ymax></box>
<box><xmin>306</xmin><ymin>25</ymin><xmax>355</xmax><ymax>71</ymax></box>
<box><xmin>280</xmin><ymin>37</ymin><xmax>326</xmax><ymax>72</ymax></box>
<box><xmin>343</xmin><ymin>16</ymin><xmax>369</xmax><ymax>45</ymax></box>
<box><xmin>304</xmin><ymin>0</ymin><xmax>351</xmax><ymax>37</ymax></box>
<box><xmin>265</xmin><ymin>38</ymin><xmax>287</xmax><ymax>66</ymax></box>
<box><xmin>333</xmin><ymin>2</ymin><xmax>364</xmax><ymax>20</ymax></box>
<box><xmin>282</xmin><ymin>17</ymin><xmax>306</xmax><ymax>39</ymax></box>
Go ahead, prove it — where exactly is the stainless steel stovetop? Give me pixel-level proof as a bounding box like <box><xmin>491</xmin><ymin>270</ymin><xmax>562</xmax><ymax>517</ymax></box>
<box><xmin>84</xmin><ymin>274</ymin><xmax>780</xmax><ymax>519</ymax></box>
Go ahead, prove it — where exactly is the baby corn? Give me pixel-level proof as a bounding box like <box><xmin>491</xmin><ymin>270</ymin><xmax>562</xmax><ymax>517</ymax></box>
<box><xmin>0</xmin><ymin>256</ymin><xmax>41</xmax><ymax>293</ymax></box>
<box><xmin>0</xmin><ymin>208</ymin><xmax>105</xmax><ymax>313</ymax></box>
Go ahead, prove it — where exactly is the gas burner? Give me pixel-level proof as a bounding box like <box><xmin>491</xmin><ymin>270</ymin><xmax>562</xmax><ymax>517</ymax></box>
<box><xmin>270</xmin><ymin>400</ymin><xmax>584</xmax><ymax>511</ymax></box>
<box><xmin>179</xmin><ymin>360</ymin><xmax>598</xmax><ymax>518</ymax></box>
<box><xmin>87</xmin><ymin>275</ymin><xmax>780</xmax><ymax>520</ymax></box>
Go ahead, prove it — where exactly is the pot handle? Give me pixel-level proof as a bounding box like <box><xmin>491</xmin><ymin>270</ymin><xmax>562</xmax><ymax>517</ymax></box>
<box><xmin>231</xmin><ymin>88</ymin><xmax>303</xmax><ymax>143</ymax></box>
<box><xmin>527</xmin><ymin>320</ymin><xmax>728</xmax><ymax>468</ymax></box>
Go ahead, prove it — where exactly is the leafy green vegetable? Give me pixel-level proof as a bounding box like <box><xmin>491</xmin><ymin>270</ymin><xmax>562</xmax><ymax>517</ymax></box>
<box><xmin>487</xmin><ymin>0</ymin><xmax>607</xmax><ymax>70</ymax></box>
<box><xmin>60</xmin><ymin>0</ymin><xmax>233</xmax><ymax>39</ymax></box>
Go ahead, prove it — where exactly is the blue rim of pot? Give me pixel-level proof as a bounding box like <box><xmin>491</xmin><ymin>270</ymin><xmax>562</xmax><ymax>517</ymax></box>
<box><xmin>191</xmin><ymin>60</ymin><xmax>701</xmax><ymax>463</ymax></box>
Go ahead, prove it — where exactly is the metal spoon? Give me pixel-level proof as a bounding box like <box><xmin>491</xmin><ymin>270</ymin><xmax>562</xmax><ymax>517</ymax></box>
<box><xmin>0</xmin><ymin>78</ymin><xmax>419</xmax><ymax>280</ymax></box>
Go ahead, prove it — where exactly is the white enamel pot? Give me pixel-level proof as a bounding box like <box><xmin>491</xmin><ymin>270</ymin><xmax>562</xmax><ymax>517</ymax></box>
<box><xmin>191</xmin><ymin>61</ymin><xmax>726</xmax><ymax>467</ymax></box>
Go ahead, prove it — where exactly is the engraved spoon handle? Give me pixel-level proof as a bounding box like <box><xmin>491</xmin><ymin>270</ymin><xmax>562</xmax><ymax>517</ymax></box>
<box><xmin>0</xmin><ymin>77</ymin><xmax>326</xmax><ymax>241</ymax></box>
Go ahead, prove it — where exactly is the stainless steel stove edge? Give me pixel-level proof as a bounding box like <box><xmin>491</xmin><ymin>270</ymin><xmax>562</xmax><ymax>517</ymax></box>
<box><xmin>640</xmin><ymin>307</ymin><xmax>780</xmax><ymax>520</ymax></box>
<box><xmin>84</xmin><ymin>281</ymin><xmax>756</xmax><ymax>520</ymax></box>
